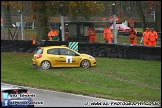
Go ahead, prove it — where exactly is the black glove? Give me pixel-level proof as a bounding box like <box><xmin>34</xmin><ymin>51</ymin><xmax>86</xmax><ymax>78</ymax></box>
<box><xmin>112</xmin><ymin>39</ymin><xmax>114</xmax><ymax>43</ymax></box>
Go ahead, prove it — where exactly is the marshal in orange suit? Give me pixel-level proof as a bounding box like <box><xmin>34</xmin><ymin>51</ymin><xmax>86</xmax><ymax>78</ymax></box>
<box><xmin>88</xmin><ymin>25</ymin><xmax>96</xmax><ymax>42</ymax></box>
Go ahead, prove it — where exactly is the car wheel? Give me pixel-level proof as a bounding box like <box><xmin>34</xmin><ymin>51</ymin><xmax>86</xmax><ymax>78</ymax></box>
<box><xmin>80</xmin><ymin>59</ymin><xmax>90</xmax><ymax>68</ymax></box>
<box><xmin>41</xmin><ymin>61</ymin><xmax>51</xmax><ymax>70</ymax></box>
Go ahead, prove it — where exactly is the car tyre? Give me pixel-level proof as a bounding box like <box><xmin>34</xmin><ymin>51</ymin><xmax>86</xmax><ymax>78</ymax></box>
<box><xmin>80</xmin><ymin>59</ymin><xmax>90</xmax><ymax>68</ymax></box>
<box><xmin>41</xmin><ymin>61</ymin><xmax>51</xmax><ymax>70</ymax></box>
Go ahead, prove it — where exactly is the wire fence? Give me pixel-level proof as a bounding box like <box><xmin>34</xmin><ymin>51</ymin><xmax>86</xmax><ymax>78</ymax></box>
<box><xmin>1</xmin><ymin>10</ymin><xmax>60</xmax><ymax>40</ymax></box>
<box><xmin>1</xmin><ymin>10</ymin><xmax>21</xmax><ymax>40</ymax></box>
<box><xmin>1</xmin><ymin>10</ymin><xmax>161</xmax><ymax>46</ymax></box>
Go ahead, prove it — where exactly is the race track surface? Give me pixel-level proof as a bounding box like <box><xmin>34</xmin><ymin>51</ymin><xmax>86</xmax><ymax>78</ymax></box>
<box><xmin>1</xmin><ymin>83</ymin><xmax>159</xmax><ymax>107</ymax></box>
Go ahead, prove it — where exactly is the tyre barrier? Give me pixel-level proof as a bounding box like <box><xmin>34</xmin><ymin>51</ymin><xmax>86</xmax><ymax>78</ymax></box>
<box><xmin>1</xmin><ymin>40</ymin><xmax>161</xmax><ymax>61</ymax></box>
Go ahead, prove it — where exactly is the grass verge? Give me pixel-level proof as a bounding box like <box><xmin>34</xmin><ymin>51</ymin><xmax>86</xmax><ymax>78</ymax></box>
<box><xmin>1</xmin><ymin>52</ymin><xmax>161</xmax><ymax>104</ymax></box>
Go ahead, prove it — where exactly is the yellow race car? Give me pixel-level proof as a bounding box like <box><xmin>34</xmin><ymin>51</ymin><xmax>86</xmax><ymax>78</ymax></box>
<box><xmin>32</xmin><ymin>45</ymin><xmax>96</xmax><ymax>70</ymax></box>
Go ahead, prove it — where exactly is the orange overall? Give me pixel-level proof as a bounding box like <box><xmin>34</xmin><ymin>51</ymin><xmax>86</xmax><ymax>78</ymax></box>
<box><xmin>128</xmin><ymin>29</ymin><xmax>137</xmax><ymax>45</ymax></box>
<box><xmin>148</xmin><ymin>30</ymin><xmax>158</xmax><ymax>46</ymax></box>
<box><xmin>103</xmin><ymin>27</ymin><xmax>114</xmax><ymax>43</ymax></box>
<box><xmin>142</xmin><ymin>28</ymin><xmax>150</xmax><ymax>46</ymax></box>
<box><xmin>48</xmin><ymin>30</ymin><xmax>59</xmax><ymax>41</ymax></box>
<box><xmin>88</xmin><ymin>27</ymin><xmax>96</xmax><ymax>42</ymax></box>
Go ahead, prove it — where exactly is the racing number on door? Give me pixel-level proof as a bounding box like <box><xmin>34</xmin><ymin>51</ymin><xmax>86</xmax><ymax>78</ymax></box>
<box><xmin>68</xmin><ymin>59</ymin><xmax>70</xmax><ymax>63</ymax></box>
<box><xmin>66</xmin><ymin>56</ymin><xmax>72</xmax><ymax>63</ymax></box>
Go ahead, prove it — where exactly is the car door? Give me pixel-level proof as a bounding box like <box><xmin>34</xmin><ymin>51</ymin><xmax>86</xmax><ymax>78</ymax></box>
<box><xmin>46</xmin><ymin>48</ymin><xmax>60</xmax><ymax>67</ymax></box>
<box><xmin>58</xmin><ymin>48</ymin><xmax>80</xmax><ymax>67</ymax></box>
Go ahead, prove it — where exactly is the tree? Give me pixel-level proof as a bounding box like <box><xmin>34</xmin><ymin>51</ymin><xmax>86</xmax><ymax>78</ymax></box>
<box><xmin>1</xmin><ymin>1</ymin><xmax>14</xmax><ymax>40</ymax></box>
<box><xmin>30</xmin><ymin>1</ymin><xmax>105</xmax><ymax>40</ymax></box>
<box><xmin>48</xmin><ymin>1</ymin><xmax>105</xmax><ymax>20</ymax></box>
<box><xmin>29</xmin><ymin>1</ymin><xmax>106</xmax><ymax>40</ymax></box>
<box><xmin>145</xmin><ymin>1</ymin><xmax>161</xmax><ymax>32</ymax></box>
<box><xmin>136</xmin><ymin>1</ymin><xmax>146</xmax><ymax>31</ymax></box>
<box><xmin>136</xmin><ymin>1</ymin><xmax>161</xmax><ymax>32</ymax></box>
<box><xmin>2</xmin><ymin>1</ymin><xmax>106</xmax><ymax>40</ymax></box>
<box><xmin>31</xmin><ymin>1</ymin><xmax>49</xmax><ymax>40</ymax></box>
<box><xmin>120</xmin><ymin>1</ymin><xmax>138</xmax><ymax>18</ymax></box>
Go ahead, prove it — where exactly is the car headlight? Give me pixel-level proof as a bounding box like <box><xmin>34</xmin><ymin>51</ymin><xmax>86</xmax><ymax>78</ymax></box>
<box><xmin>88</xmin><ymin>55</ymin><xmax>94</xmax><ymax>59</ymax></box>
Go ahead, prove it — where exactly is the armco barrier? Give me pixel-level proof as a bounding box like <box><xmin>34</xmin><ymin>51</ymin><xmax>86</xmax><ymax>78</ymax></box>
<box><xmin>1</xmin><ymin>40</ymin><xmax>161</xmax><ymax>61</ymax></box>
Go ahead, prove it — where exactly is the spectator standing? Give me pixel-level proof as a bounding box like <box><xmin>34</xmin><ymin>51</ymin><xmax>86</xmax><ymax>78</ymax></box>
<box><xmin>148</xmin><ymin>28</ymin><xmax>158</xmax><ymax>46</ymax></box>
<box><xmin>88</xmin><ymin>25</ymin><xmax>96</xmax><ymax>42</ymax></box>
<box><xmin>128</xmin><ymin>27</ymin><xmax>137</xmax><ymax>45</ymax></box>
<box><xmin>103</xmin><ymin>24</ymin><xmax>114</xmax><ymax>43</ymax></box>
<box><xmin>140</xmin><ymin>27</ymin><xmax>150</xmax><ymax>46</ymax></box>
<box><xmin>48</xmin><ymin>28</ymin><xmax>59</xmax><ymax>41</ymax></box>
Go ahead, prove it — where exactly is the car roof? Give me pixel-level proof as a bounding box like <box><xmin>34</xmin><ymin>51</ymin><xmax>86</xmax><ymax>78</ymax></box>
<box><xmin>1</xmin><ymin>85</ymin><xmax>27</xmax><ymax>91</ymax></box>
<box><xmin>39</xmin><ymin>45</ymin><xmax>68</xmax><ymax>49</ymax></box>
<box><xmin>37</xmin><ymin>45</ymin><xmax>80</xmax><ymax>54</ymax></box>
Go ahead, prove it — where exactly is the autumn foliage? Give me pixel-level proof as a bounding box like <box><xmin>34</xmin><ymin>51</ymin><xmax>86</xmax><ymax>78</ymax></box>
<box><xmin>145</xmin><ymin>1</ymin><xmax>161</xmax><ymax>14</ymax></box>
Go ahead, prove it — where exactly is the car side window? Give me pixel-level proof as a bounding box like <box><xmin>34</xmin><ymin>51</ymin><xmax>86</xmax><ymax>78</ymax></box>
<box><xmin>52</xmin><ymin>48</ymin><xmax>59</xmax><ymax>55</ymax></box>
<box><xmin>60</xmin><ymin>48</ymin><xmax>76</xmax><ymax>56</ymax></box>
<box><xmin>60</xmin><ymin>48</ymin><xmax>68</xmax><ymax>55</ymax></box>
<box><xmin>36</xmin><ymin>48</ymin><xmax>43</xmax><ymax>54</ymax></box>
<box><xmin>68</xmin><ymin>50</ymin><xmax>76</xmax><ymax>56</ymax></box>
<box><xmin>47</xmin><ymin>48</ymin><xmax>59</xmax><ymax>55</ymax></box>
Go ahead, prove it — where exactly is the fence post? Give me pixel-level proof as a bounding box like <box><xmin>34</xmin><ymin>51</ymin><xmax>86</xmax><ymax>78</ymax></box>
<box><xmin>112</xmin><ymin>3</ymin><xmax>117</xmax><ymax>44</ymax></box>
<box><xmin>18</xmin><ymin>10</ymin><xmax>25</xmax><ymax>40</ymax></box>
<box><xmin>60</xmin><ymin>4</ymin><xmax>65</xmax><ymax>41</ymax></box>
<box><xmin>1</xmin><ymin>11</ymin><xmax>5</xmax><ymax>40</ymax></box>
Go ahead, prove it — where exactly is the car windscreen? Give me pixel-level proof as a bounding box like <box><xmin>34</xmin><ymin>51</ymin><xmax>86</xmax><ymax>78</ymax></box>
<box><xmin>2</xmin><ymin>89</ymin><xmax>28</xmax><ymax>94</ymax></box>
<box><xmin>120</xmin><ymin>24</ymin><xmax>128</xmax><ymax>27</ymax></box>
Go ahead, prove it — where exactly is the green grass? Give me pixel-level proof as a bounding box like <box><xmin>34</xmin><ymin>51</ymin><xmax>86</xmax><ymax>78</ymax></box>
<box><xmin>135</xmin><ymin>28</ymin><xmax>143</xmax><ymax>32</ymax></box>
<box><xmin>1</xmin><ymin>52</ymin><xmax>161</xmax><ymax>105</ymax></box>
